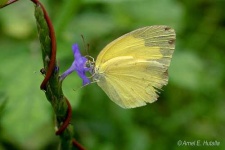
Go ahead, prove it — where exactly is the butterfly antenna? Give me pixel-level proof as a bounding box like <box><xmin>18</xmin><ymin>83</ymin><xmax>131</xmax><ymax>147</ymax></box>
<box><xmin>81</xmin><ymin>34</ymin><xmax>85</xmax><ymax>49</ymax></box>
<box><xmin>87</xmin><ymin>43</ymin><xmax>90</xmax><ymax>55</ymax></box>
<box><xmin>81</xmin><ymin>34</ymin><xmax>90</xmax><ymax>55</ymax></box>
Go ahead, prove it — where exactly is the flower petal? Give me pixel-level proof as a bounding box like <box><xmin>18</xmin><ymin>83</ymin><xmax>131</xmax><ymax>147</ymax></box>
<box><xmin>60</xmin><ymin>44</ymin><xmax>91</xmax><ymax>85</ymax></box>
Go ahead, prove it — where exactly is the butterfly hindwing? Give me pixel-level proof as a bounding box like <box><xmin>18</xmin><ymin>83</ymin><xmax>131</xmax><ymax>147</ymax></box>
<box><xmin>96</xmin><ymin>56</ymin><xmax>168</xmax><ymax>108</ymax></box>
<box><xmin>94</xmin><ymin>25</ymin><xmax>175</xmax><ymax>108</ymax></box>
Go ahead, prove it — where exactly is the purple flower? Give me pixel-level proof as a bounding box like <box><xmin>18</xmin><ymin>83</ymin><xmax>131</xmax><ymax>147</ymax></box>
<box><xmin>60</xmin><ymin>44</ymin><xmax>91</xmax><ymax>85</ymax></box>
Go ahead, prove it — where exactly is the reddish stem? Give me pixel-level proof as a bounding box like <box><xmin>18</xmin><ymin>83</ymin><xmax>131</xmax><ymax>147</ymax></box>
<box><xmin>31</xmin><ymin>0</ymin><xmax>56</xmax><ymax>91</ymax></box>
<box><xmin>55</xmin><ymin>98</ymin><xmax>72</xmax><ymax>135</ymax></box>
<box><xmin>72</xmin><ymin>139</ymin><xmax>85</xmax><ymax>150</ymax></box>
<box><xmin>31</xmin><ymin>1</ymin><xmax>85</xmax><ymax>149</ymax></box>
<box><xmin>56</xmin><ymin>98</ymin><xmax>85</xmax><ymax>150</ymax></box>
<box><xmin>0</xmin><ymin>0</ymin><xmax>18</xmax><ymax>8</ymax></box>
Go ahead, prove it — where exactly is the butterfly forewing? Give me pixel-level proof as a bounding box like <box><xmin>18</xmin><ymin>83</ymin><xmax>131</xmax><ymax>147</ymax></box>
<box><xmin>94</xmin><ymin>25</ymin><xmax>176</xmax><ymax>108</ymax></box>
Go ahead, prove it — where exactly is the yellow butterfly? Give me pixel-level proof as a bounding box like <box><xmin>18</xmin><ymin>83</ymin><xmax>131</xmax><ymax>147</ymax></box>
<box><xmin>92</xmin><ymin>25</ymin><xmax>176</xmax><ymax>108</ymax></box>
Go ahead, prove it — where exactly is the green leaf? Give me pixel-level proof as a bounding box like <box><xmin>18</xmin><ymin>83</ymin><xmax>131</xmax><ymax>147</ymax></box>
<box><xmin>169</xmin><ymin>50</ymin><xmax>204</xmax><ymax>90</ymax></box>
<box><xmin>0</xmin><ymin>45</ymin><xmax>52</xmax><ymax>146</ymax></box>
<box><xmin>0</xmin><ymin>2</ymin><xmax>34</xmax><ymax>38</ymax></box>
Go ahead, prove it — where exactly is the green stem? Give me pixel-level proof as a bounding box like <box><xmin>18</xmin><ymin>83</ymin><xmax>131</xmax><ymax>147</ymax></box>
<box><xmin>32</xmin><ymin>1</ymin><xmax>84</xmax><ymax>150</ymax></box>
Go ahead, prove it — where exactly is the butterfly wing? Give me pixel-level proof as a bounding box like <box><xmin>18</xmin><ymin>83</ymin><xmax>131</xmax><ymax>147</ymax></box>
<box><xmin>94</xmin><ymin>26</ymin><xmax>175</xmax><ymax>108</ymax></box>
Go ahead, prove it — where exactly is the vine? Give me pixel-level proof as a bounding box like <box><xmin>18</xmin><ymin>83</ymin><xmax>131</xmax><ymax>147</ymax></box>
<box><xmin>1</xmin><ymin>0</ymin><xmax>85</xmax><ymax>149</ymax></box>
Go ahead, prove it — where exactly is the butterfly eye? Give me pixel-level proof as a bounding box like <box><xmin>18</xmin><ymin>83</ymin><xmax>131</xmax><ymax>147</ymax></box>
<box><xmin>85</xmin><ymin>55</ymin><xmax>95</xmax><ymax>70</ymax></box>
<box><xmin>85</xmin><ymin>60</ymin><xmax>92</xmax><ymax>68</ymax></box>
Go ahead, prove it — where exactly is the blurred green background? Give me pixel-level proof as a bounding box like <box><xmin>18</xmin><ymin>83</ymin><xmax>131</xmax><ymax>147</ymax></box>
<box><xmin>0</xmin><ymin>0</ymin><xmax>225</xmax><ymax>149</ymax></box>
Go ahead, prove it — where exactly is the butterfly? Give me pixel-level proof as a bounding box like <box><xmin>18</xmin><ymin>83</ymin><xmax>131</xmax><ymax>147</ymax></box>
<box><xmin>61</xmin><ymin>25</ymin><xmax>176</xmax><ymax>109</ymax></box>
